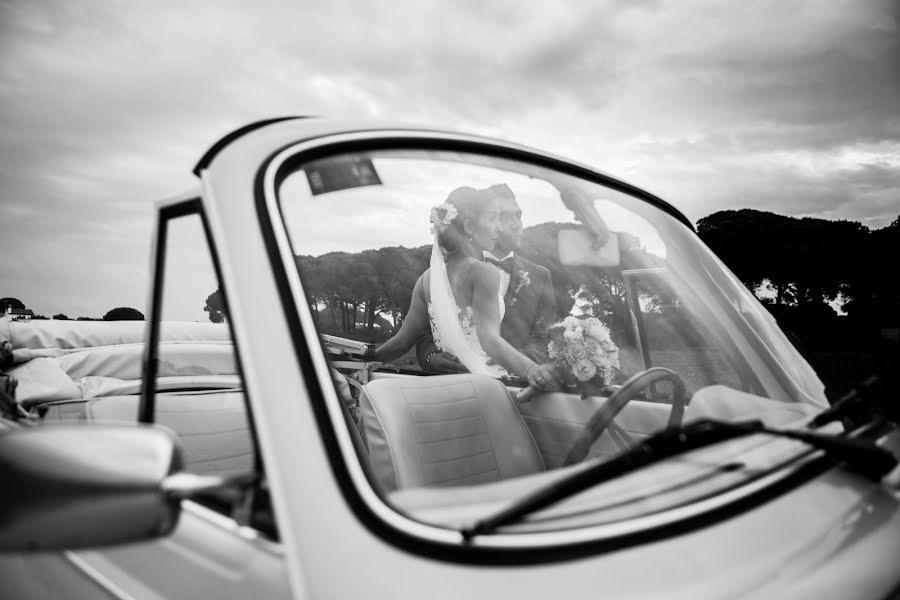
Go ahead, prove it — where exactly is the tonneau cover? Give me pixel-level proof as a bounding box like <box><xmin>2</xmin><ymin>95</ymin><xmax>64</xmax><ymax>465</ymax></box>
<box><xmin>1</xmin><ymin>316</ymin><xmax>236</xmax><ymax>406</ymax></box>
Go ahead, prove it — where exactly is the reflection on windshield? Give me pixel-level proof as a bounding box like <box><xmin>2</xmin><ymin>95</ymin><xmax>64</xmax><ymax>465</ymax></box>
<box><xmin>276</xmin><ymin>148</ymin><xmax>831</xmax><ymax>531</ymax></box>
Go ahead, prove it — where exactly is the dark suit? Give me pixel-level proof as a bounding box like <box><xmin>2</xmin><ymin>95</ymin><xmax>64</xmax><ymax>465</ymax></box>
<box><xmin>416</xmin><ymin>254</ymin><xmax>556</xmax><ymax>369</ymax></box>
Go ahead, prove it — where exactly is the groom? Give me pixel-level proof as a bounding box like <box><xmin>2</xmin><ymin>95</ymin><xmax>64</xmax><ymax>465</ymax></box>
<box><xmin>416</xmin><ymin>184</ymin><xmax>557</xmax><ymax>373</ymax></box>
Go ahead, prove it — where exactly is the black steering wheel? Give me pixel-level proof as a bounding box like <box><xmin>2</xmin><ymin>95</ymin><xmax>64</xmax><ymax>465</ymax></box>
<box><xmin>562</xmin><ymin>367</ymin><xmax>688</xmax><ymax>466</ymax></box>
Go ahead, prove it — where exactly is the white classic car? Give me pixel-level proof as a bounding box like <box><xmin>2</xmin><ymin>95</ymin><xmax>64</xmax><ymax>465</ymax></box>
<box><xmin>2</xmin><ymin>117</ymin><xmax>900</xmax><ymax>599</ymax></box>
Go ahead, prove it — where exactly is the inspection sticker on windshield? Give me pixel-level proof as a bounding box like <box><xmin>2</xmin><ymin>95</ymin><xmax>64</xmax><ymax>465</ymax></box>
<box><xmin>305</xmin><ymin>155</ymin><xmax>382</xmax><ymax>195</ymax></box>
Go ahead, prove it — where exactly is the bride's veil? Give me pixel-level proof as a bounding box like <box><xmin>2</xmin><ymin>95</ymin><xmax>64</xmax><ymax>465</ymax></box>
<box><xmin>429</xmin><ymin>234</ymin><xmax>494</xmax><ymax>375</ymax></box>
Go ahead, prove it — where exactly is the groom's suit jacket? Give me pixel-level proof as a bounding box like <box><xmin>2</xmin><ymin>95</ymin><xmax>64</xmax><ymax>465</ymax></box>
<box><xmin>500</xmin><ymin>255</ymin><xmax>556</xmax><ymax>361</ymax></box>
<box><xmin>415</xmin><ymin>254</ymin><xmax>557</xmax><ymax>369</ymax></box>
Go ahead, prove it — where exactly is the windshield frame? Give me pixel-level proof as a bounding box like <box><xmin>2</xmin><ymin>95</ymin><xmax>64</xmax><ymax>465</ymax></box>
<box><xmin>254</xmin><ymin>127</ymin><xmax>840</xmax><ymax>562</ymax></box>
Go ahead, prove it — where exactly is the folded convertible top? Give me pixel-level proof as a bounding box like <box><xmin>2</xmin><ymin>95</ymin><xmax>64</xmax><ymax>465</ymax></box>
<box><xmin>0</xmin><ymin>316</ymin><xmax>230</xmax><ymax>354</ymax></box>
<box><xmin>1</xmin><ymin>316</ymin><xmax>237</xmax><ymax>407</ymax></box>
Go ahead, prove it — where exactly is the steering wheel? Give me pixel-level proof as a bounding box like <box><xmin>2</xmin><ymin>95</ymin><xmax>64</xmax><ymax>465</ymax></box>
<box><xmin>562</xmin><ymin>367</ymin><xmax>688</xmax><ymax>466</ymax></box>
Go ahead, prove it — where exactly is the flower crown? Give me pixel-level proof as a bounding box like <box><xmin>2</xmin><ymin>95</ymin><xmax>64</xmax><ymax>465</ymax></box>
<box><xmin>429</xmin><ymin>201</ymin><xmax>458</xmax><ymax>235</ymax></box>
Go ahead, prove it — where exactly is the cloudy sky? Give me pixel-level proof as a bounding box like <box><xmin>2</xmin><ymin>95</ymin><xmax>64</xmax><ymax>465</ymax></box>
<box><xmin>1</xmin><ymin>0</ymin><xmax>898</xmax><ymax>319</ymax></box>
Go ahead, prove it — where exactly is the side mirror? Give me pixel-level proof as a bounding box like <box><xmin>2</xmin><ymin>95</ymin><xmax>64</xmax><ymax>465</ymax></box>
<box><xmin>0</xmin><ymin>424</ymin><xmax>183</xmax><ymax>551</ymax></box>
<box><xmin>558</xmin><ymin>228</ymin><xmax>620</xmax><ymax>267</ymax></box>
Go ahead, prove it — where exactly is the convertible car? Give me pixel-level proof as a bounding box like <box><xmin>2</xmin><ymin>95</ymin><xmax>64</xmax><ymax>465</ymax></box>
<box><xmin>2</xmin><ymin>117</ymin><xmax>899</xmax><ymax>599</ymax></box>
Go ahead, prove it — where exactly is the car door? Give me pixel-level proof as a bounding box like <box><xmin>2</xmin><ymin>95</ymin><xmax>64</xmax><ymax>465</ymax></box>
<box><xmin>50</xmin><ymin>199</ymin><xmax>292</xmax><ymax>600</ymax></box>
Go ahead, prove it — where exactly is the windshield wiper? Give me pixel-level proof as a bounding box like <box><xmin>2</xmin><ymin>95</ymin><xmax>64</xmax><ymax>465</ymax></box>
<box><xmin>811</xmin><ymin>375</ymin><xmax>883</xmax><ymax>430</ymax></box>
<box><xmin>461</xmin><ymin>418</ymin><xmax>897</xmax><ymax>539</ymax></box>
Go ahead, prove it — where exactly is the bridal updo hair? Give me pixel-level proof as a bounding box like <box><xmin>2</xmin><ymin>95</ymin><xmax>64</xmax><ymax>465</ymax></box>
<box><xmin>432</xmin><ymin>184</ymin><xmax>513</xmax><ymax>253</ymax></box>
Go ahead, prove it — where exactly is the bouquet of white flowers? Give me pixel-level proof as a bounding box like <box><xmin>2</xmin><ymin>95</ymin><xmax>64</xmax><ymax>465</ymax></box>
<box><xmin>516</xmin><ymin>315</ymin><xmax>620</xmax><ymax>402</ymax></box>
<box><xmin>547</xmin><ymin>316</ymin><xmax>620</xmax><ymax>389</ymax></box>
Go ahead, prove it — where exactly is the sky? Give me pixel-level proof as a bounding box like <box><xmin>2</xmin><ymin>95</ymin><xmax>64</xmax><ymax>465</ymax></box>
<box><xmin>1</xmin><ymin>0</ymin><xmax>898</xmax><ymax>319</ymax></box>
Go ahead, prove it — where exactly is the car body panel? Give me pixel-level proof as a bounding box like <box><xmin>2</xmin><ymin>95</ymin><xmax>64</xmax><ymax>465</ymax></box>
<box><xmin>70</xmin><ymin>502</ymin><xmax>292</xmax><ymax>600</ymax></box>
<box><xmin>0</xmin><ymin>552</ymin><xmax>122</xmax><ymax>599</ymax></box>
<box><xmin>2</xmin><ymin>118</ymin><xmax>898</xmax><ymax>598</ymax></box>
<box><xmin>195</xmin><ymin>118</ymin><xmax>900</xmax><ymax>598</ymax></box>
<box><xmin>0</xmin><ymin>495</ymin><xmax>293</xmax><ymax>600</ymax></box>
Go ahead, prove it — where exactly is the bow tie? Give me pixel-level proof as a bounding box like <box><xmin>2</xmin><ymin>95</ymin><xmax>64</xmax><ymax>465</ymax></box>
<box><xmin>485</xmin><ymin>256</ymin><xmax>514</xmax><ymax>275</ymax></box>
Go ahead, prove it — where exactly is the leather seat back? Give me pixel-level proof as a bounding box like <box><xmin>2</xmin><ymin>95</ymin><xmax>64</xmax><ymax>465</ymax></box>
<box><xmin>85</xmin><ymin>391</ymin><xmax>253</xmax><ymax>475</ymax></box>
<box><xmin>359</xmin><ymin>374</ymin><xmax>545</xmax><ymax>492</ymax></box>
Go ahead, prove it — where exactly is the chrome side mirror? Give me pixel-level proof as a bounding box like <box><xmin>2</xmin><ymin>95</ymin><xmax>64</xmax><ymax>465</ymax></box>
<box><xmin>0</xmin><ymin>424</ymin><xmax>183</xmax><ymax>551</ymax></box>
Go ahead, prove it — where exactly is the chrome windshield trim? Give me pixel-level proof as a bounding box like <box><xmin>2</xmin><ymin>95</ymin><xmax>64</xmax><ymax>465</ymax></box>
<box><xmin>260</xmin><ymin>129</ymin><xmax>824</xmax><ymax>551</ymax></box>
<box><xmin>63</xmin><ymin>551</ymin><xmax>134</xmax><ymax>600</ymax></box>
<box><xmin>182</xmin><ymin>500</ymin><xmax>284</xmax><ymax>556</ymax></box>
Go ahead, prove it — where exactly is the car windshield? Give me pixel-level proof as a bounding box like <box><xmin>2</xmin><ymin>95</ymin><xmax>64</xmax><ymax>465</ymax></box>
<box><xmin>275</xmin><ymin>147</ymin><xmax>829</xmax><ymax>532</ymax></box>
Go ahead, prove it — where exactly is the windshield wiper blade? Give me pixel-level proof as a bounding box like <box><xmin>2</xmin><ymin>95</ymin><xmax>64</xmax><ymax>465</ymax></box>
<box><xmin>811</xmin><ymin>375</ymin><xmax>882</xmax><ymax>429</ymax></box>
<box><xmin>461</xmin><ymin>418</ymin><xmax>897</xmax><ymax>540</ymax></box>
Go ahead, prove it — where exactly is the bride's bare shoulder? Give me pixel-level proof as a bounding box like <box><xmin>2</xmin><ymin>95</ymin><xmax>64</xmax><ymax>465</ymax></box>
<box><xmin>417</xmin><ymin>269</ymin><xmax>429</xmax><ymax>291</ymax></box>
<box><xmin>467</xmin><ymin>260</ymin><xmax>500</xmax><ymax>285</ymax></box>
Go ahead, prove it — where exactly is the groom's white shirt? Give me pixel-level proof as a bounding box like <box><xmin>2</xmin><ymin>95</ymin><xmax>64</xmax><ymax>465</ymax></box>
<box><xmin>483</xmin><ymin>250</ymin><xmax>514</xmax><ymax>296</ymax></box>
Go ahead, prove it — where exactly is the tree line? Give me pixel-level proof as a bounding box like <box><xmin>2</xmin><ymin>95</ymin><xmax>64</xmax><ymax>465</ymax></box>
<box><xmin>697</xmin><ymin>210</ymin><xmax>900</xmax><ymax>335</ymax></box>
<box><xmin>9</xmin><ymin>209</ymin><xmax>898</xmax><ymax>340</ymax></box>
<box><xmin>281</xmin><ymin>209</ymin><xmax>900</xmax><ymax>348</ymax></box>
<box><xmin>0</xmin><ymin>298</ymin><xmax>144</xmax><ymax>322</ymax></box>
<box><xmin>279</xmin><ymin>224</ymin><xmax>659</xmax><ymax>345</ymax></box>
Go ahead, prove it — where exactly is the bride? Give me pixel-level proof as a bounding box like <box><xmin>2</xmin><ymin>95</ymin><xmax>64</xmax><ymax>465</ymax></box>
<box><xmin>372</xmin><ymin>184</ymin><xmax>561</xmax><ymax>392</ymax></box>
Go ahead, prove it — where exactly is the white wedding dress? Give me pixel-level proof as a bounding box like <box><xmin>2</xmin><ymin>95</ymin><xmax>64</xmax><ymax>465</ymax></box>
<box><xmin>426</xmin><ymin>300</ymin><xmax>507</xmax><ymax>378</ymax></box>
<box><xmin>427</xmin><ymin>237</ymin><xmax>507</xmax><ymax>378</ymax></box>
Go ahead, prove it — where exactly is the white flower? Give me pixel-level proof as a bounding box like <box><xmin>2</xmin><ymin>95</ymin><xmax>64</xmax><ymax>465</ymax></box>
<box><xmin>429</xmin><ymin>202</ymin><xmax>458</xmax><ymax>234</ymax></box>
<box><xmin>563</xmin><ymin>316</ymin><xmax>580</xmax><ymax>330</ymax></box>
<box><xmin>587</xmin><ymin>320</ymin><xmax>611</xmax><ymax>341</ymax></box>
<box><xmin>585</xmin><ymin>317</ymin><xmax>602</xmax><ymax>330</ymax></box>
<box><xmin>569</xmin><ymin>340</ymin><xmax>587</xmax><ymax>360</ymax></box>
<box><xmin>441</xmin><ymin>203</ymin><xmax>458</xmax><ymax>223</ymax></box>
<box><xmin>563</xmin><ymin>329</ymin><xmax>580</xmax><ymax>343</ymax></box>
<box><xmin>574</xmin><ymin>358</ymin><xmax>597</xmax><ymax>382</ymax></box>
<box><xmin>514</xmin><ymin>270</ymin><xmax>531</xmax><ymax>294</ymax></box>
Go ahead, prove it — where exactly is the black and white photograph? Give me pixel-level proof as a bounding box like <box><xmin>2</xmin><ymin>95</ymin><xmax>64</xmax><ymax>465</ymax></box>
<box><xmin>1</xmin><ymin>1</ymin><xmax>899</xmax><ymax>598</ymax></box>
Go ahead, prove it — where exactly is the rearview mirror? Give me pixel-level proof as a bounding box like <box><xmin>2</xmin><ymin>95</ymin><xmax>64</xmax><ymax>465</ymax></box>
<box><xmin>0</xmin><ymin>424</ymin><xmax>183</xmax><ymax>552</ymax></box>
<box><xmin>558</xmin><ymin>229</ymin><xmax>620</xmax><ymax>267</ymax></box>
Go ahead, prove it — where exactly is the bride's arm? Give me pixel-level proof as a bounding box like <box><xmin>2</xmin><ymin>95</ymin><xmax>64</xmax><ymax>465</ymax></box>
<box><xmin>373</xmin><ymin>273</ymin><xmax>429</xmax><ymax>362</ymax></box>
<box><xmin>470</xmin><ymin>263</ymin><xmax>556</xmax><ymax>385</ymax></box>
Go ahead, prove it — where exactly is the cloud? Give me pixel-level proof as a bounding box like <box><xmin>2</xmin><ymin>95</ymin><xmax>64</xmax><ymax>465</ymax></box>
<box><xmin>0</xmin><ymin>0</ymin><xmax>897</xmax><ymax>316</ymax></box>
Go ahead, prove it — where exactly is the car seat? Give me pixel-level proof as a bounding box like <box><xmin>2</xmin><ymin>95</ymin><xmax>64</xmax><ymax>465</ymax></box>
<box><xmin>359</xmin><ymin>374</ymin><xmax>545</xmax><ymax>492</ymax></box>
